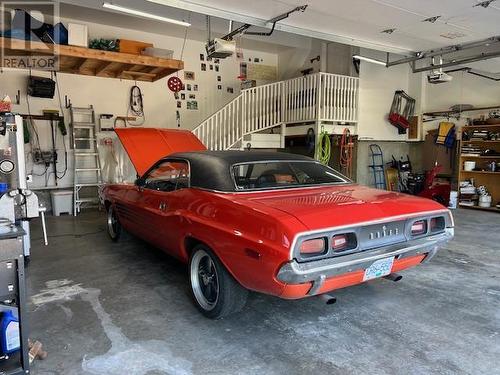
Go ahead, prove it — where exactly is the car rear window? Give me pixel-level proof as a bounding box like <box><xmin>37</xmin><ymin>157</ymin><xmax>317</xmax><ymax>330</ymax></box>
<box><xmin>232</xmin><ymin>161</ymin><xmax>349</xmax><ymax>190</ymax></box>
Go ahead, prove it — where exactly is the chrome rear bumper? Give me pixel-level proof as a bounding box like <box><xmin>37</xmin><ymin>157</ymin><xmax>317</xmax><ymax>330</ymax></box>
<box><xmin>276</xmin><ymin>228</ymin><xmax>453</xmax><ymax>295</ymax></box>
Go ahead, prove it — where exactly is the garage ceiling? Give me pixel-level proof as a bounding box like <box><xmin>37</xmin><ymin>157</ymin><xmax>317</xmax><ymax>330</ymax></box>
<box><xmin>59</xmin><ymin>0</ymin><xmax>500</xmax><ymax>73</ymax></box>
<box><xmin>146</xmin><ymin>0</ymin><xmax>500</xmax><ymax>53</ymax></box>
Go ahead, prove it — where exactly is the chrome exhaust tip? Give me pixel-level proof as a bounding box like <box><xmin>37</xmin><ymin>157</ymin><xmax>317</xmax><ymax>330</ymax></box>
<box><xmin>384</xmin><ymin>273</ymin><xmax>403</xmax><ymax>282</ymax></box>
<box><xmin>318</xmin><ymin>293</ymin><xmax>337</xmax><ymax>305</ymax></box>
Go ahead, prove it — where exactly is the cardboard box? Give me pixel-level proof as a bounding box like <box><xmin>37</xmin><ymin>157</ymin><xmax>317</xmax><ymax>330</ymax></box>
<box><xmin>119</xmin><ymin>39</ymin><xmax>153</xmax><ymax>55</ymax></box>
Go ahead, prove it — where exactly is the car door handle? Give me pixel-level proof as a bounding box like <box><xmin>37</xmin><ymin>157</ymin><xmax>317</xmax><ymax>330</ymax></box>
<box><xmin>159</xmin><ymin>202</ymin><xmax>167</xmax><ymax>211</ymax></box>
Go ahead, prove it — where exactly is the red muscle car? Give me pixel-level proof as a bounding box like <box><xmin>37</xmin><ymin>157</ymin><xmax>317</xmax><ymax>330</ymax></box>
<box><xmin>103</xmin><ymin>128</ymin><xmax>454</xmax><ymax>319</ymax></box>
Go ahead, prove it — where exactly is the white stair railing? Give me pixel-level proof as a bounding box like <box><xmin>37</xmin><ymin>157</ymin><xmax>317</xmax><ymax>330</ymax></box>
<box><xmin>192</xmin><ymin>72</ymin><xmax>359</xmax><ymax>150</ymax></box>
<box><xmin>242</xmin><ymin>81</ymin><xmax>282</xmax><ymax>135</ymax></box>
<box><xmin>319</xmin><ymin>73</ymin><xmax>359</xmax><ymax>122</ymax></box>
<box><xmin>192</xmin><ymin>95</ymin><xmax>242</xmax><ymax>151</ymax></box>
<box><xmin>282</xmin><ymin>73</ymin><xmax>319</xmax><ymax>124</ymax></box>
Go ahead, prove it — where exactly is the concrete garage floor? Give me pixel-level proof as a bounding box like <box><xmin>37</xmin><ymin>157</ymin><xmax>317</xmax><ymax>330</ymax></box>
<box><xmin>25</xmin><ymin>209</ymin><xmax>500</xmax><ymax>375</ymax></box>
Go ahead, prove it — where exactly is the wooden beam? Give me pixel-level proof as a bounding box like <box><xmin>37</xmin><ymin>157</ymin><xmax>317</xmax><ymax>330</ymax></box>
<box><xmin>148</xmin><ymin>66</ymin><xmax>163</xmax><ymax>74</ymax></box>
<box><xmin>71</xmin><ymin>58</ymin><xmax>87</xmax><ymax>72</ymax></box>
<box><xmin>153</xmin><ymin>68</ymin><xmax>177</xmax><ymax>81</ymax></box>
<box><xmin>95</xmin><ymin>61</ymin><xmax>115</xmax><ymax>75</ymax></box>
<box><xmin>114</xmin><ymin>64</ymin><xmax>134</xmax><ymax>78</ymax></box>
<box><xmin>121</xmin><ymin>70</ymin><xmax>156</xmax><ymax>78</ymax></box>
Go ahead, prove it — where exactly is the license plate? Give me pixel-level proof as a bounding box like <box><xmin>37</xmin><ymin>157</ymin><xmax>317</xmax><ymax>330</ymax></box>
<box><xmin>363</xmin><ymin>257</ymin><xmax>395</xmax><ymax>281</ymax></box>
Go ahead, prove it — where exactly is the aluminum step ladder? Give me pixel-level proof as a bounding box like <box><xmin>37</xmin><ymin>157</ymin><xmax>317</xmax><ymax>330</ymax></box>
<box><xmin>369</xmin><ymin>144</ymin><xmax>386</xmax><ymax>190</ymax></box>
<box><xmin>70</xmin><ymin>105</ymin><xmax>103</xmax><ymax>215</ymax></box>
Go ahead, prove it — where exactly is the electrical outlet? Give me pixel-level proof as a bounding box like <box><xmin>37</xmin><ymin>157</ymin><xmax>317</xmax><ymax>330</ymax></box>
<box><xmin>26</xmin><ymin>174</ymin><xmax>33</xmax><ymax>183</ymax></box>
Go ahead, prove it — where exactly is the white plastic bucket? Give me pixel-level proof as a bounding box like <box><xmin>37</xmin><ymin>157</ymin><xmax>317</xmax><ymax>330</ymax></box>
<box><xmin>448</xmin><ymin>191</ymin><xmax>458</xmax><ymax>209</ymax></box>
<box><xmin>478</xmin><ymin>195</ymin><xmax>492</xmax><ymax>208</ymax></box>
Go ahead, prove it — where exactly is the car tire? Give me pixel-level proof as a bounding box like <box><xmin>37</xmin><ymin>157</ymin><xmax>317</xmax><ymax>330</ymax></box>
<box><xmin>189</xmin><ymin>245</ymin><xmax>248</xmax><ymax>319</ymax></box>
<box><xmin>106</xmin><ymin>205</ymin><xmax>124</xmax><ymax>242</ymax></box>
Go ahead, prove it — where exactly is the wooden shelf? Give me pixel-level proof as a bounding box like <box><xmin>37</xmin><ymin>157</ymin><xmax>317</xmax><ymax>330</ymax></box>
<box><xmin>459</xmin><ymin>155</ymin><xmax>500</xmax><ymax>159</ymax></box>
<box><xmin>461</xmin><ymin>124</ymin><xmax>500</xmax><ymax>130</ymax></box>
<box><xmin>423</xmin><ymin>105</ymin><xmax>500</xmax><ymax>117</ymax></box>
<box><xmin>21</xmin><ymin>113</ymin><xmax>63</xmax><ymax>121</ymax></box>
<box><xmin>460</xmin><ymin>170</ymin><xmax>500</xmax><ymax>174</ymax></box>
<box><xmin>0</xmin><ymin>37</ymin><xmax>183</xmax><ymax>82</ymax></box>
<box><xmin>462</xmin><ymin>140</ymin><xmax>500</xmax><ymax>144</ymax></box>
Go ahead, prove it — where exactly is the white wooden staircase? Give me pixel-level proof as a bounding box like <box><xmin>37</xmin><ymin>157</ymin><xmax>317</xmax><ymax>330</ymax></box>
<box><xmin>192</xmin><ymin>72</ymin><xmax>359</xmax><ymax>150</ymax></box>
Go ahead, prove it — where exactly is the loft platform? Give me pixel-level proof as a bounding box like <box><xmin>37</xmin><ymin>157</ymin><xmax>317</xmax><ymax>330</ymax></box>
<box><xmin>0</xmin><ymin>37</ymin><xmax>183</xmax><ymax>82</ymax></box>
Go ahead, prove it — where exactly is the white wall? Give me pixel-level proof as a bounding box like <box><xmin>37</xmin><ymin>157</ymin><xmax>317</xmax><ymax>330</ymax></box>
<box><xmin>357</xmin><ymin>49</ymin><xmax>414</xmax><ymax>141</ymax></box>
<box><xmin>277</xmin><ymin>39</ymin><xmax>315</xmax><ymax>80</ymax></box>
<box><xmin>0</xmin><ymin>16</ymin><xmax>278</xmax><ymax>189</ymax></box>
<box><xmin>327</xmin><ymin>42</ymin><xmax>358</xmax><ymax>77</ymax></box>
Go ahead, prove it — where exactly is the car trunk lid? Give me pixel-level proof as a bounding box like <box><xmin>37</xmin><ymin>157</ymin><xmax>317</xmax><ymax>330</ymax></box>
<box><xmin>230</xmin><ymin>184</ymin><xmax>447</xmax><ymax>231</ymax></box>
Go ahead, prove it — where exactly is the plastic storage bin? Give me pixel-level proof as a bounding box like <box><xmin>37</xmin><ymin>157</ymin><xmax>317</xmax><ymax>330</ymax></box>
<box><xmin>51</xmin><ymin>190</ymin><xmax>73</xmax><ymax>216</ymax></box>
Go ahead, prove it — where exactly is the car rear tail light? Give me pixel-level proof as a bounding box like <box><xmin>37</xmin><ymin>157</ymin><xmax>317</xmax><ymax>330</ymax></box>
<box><xmin>430</xmin><ymin>216</ymin><xmax>445</xmax><ymax>232</ymax></box>
<box><xmin>331</xmin><ymin>234</ymin><xmax>348</xmax><ymax>252</ymax></box>
<box><xmin>299</xmin><ymin>238</ymin><xmax>326</xmax><ymax>256</ymax></box>
<box><xmin>411</xmin><ymin>220</ymin><xmax>427</xmax><ymax>236</ymax></box>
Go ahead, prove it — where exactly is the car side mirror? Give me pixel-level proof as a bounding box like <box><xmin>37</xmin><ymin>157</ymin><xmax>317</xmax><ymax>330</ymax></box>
<box><xmin>135</xmin><ymin>178</ymin><xmax>145</xmax><ymax>187</ymax></box>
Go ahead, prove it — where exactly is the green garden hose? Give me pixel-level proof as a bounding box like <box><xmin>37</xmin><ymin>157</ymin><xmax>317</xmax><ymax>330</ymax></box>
<box><xmin>315</xmin><ymin>127</ymin><xmax>331</xmax><ymax>165</ymax></box>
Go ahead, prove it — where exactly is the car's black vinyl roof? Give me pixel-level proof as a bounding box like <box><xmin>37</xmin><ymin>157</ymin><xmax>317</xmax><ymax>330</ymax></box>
<box><xmin>158</xmin><ymin>150</ymin><xmax>314</xmax><ymax>191</ymax></box>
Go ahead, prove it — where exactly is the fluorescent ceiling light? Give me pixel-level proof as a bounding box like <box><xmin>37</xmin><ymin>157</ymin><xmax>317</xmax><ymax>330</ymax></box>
<box><xmin>102</xmin><ymin>3</ymin><xmax>191</xmax><ymax>27</ymax></box>
<box><xmin>352</xmin><ymin>55</ymin><xmax>386</xmax><ymax>66</ymax></box>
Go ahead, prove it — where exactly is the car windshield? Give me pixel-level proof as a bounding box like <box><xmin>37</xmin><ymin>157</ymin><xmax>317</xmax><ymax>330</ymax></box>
<box><xmin>232</xmin><ymin>161</ymin><xmax>349</xmax><ymax>190</ymax></box>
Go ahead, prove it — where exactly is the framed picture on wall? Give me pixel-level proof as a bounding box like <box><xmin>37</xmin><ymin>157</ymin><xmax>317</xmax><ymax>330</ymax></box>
<box><xmin>181</xmin><ymin>93</ymin><xmax>185</xmax><ymax>100</ymax></box>
<box><xmin>176</xmin><ymin>101</ymin><xmax>182</xmax><ymax>108</ymax></box>
<box><xmin>200</xmin><ymin>53</ymin><xmax>204</xmax><ymax>61</ymax></box>
<box><xmin>217</xmin><ymin>85</ymin><xmax>222</xmax><ymax>90</ymax></box>
<box><xmin>193</xmin><ymin>84</ymin><xmax>198</xmax><ymax>91</ymax></box>
<box><xmin>201</xmin><ymin>63</ymin><xmax>206</xmax><ymax>71</ymax></box>
<box><xmin>187</xmin><ymin>84</ymin><xmax>192</xmax><ymax>91</ymax></box>
<box><xmin>184</xmin><ymin>71</ymin><xmax>195</xmax><ymax>80</ymax></box>
<box><xmin>215</xmin><ymin>65</ymin><xmax>219</xmax><ymax>72</ymax></box>
<box><xmin>189</xmin><ymin>94</ymin><xmax>196</xmax><ymax>99</ymax></box>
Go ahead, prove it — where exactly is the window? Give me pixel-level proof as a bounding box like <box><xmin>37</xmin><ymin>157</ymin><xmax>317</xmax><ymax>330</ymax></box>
<box><xmin>143</xmin><ymin>160</ymin><xmax>189</xmax><ymax>192</ymax></box>
<box><xmin>233</xmin><ymin>161</ymin><xmax>348</xmax><ymax>191</ymax></box>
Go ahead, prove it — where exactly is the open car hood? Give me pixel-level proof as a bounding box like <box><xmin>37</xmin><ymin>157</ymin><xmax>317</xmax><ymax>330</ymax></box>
<box><xmin>114</xmin><ymin>128</ymin><xmax>206</xmax><ymax>176</ymax></box>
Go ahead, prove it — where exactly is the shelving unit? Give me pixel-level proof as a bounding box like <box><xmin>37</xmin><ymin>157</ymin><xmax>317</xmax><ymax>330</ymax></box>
<box><xmin>0</xmin><ymin>229</ymin><xmax>30</xmax><ymax>375</ymax></box>
<box><xmin>0</xmin><ymin>37</ymin><xmax>183</xmax><ymax>82</ymax></box>
<box><xmin>458</xmin><ymin>124</ymin><xmax>500</xmax><ymax>213</ymax></box>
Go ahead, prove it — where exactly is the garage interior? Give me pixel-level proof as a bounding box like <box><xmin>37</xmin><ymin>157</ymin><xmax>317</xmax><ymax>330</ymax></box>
<box><xmin>0</xmin><ymin>1</ymin><xmax>499</xmax><ymax>374</ymax></box>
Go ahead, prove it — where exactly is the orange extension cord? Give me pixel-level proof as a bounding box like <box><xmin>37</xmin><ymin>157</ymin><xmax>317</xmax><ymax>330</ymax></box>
<box><xmin>340</xmin><ymin>128</ymin><xmax>354</xmax><ymax>178</ymax></box>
